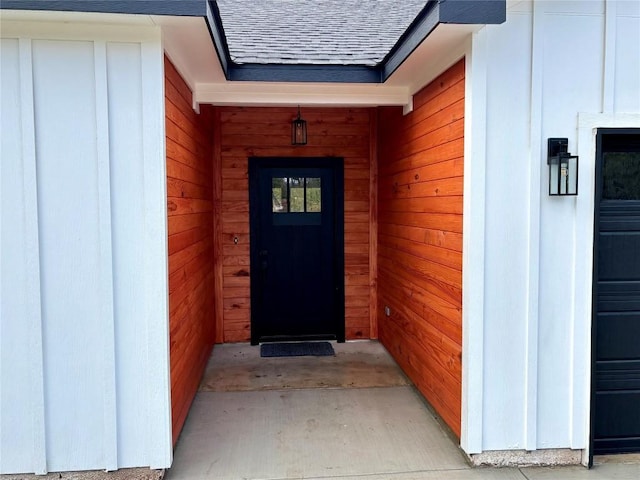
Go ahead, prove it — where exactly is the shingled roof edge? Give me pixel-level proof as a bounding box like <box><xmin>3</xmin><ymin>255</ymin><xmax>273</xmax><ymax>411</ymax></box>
<box><xmin>207</xmin><ymin>0</ymin><xmax>506</xmax><ymax>83</ymax></box>
<box><xmin>380</xmin><ymin>0</ymin><xmax>440</xmax><ymax>82</ymax></box>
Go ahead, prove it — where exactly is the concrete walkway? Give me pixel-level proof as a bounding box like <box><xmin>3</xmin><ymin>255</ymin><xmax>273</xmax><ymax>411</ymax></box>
<box><xmin>165</xmin><ymin>341</ymin><xmax>639</xmax><ymax>480</ymax></box>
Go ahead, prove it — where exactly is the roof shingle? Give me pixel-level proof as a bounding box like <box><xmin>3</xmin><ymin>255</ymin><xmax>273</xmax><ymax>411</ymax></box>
<box><xmin>216</xmin><ymin>0</ymin><xmax>429</xmax><ymax>66</ymax></box>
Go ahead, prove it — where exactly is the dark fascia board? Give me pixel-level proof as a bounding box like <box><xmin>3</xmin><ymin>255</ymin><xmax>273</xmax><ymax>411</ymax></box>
<box><xmin>229</xmin><ymin>63</ymin><xmax>381</xmax><ymax>83</ymax></box>
<box><xmin>2</xmin><ymin>0</ymin><xmax>506</xmax><ymax>84</ymax></box>
<box><xmin>205</xmin><ymin>0</ymin><xmax>232</xmax><ymax>78</ymax></box>
<box><xmin>0</xmin><ymin>0</ymin><xmax>208</xmax><ymax>16</ymax></box>
<box><xmin>439</xmin><ymin>0</ymin><xmax>507</xmax><ymax>25</ymax></box>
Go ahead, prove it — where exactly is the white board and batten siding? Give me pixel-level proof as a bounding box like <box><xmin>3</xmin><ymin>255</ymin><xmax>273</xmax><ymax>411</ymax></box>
<box><xmin>0</xmin><ymin>22</ymin><xmax>171</xmax><ymax>474</ymax></box>
<box><xmin>462</xmin><ymin>0</ymin><xmax>640</xmax><ymax>458</ymax></box>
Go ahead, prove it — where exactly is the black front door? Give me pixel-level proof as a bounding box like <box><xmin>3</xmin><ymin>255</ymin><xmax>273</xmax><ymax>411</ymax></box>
<box><xmin>249</xmin><ymin>157</ymin><xmax>345</xmax><ymax>344</ymax></box>
<box><xmin>592</xmin><ymin>129</ymin><xmax>640</xmax><ymax>457</ymax></box>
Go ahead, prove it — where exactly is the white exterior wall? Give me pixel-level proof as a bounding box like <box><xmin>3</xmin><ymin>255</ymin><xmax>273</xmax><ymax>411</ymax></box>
<box><xmin>463</xmin><ymin>0</ymin><xmax>640</xmax><ymax>456</ymax></box>
<box><xmin>0</xmin><ymin>21</ymin><xmax>171</xmax><ymax>474</ymax></box>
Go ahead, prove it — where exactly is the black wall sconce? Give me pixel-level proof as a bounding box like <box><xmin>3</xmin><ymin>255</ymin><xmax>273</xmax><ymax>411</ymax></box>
<box><xmin>291</xmin><ymin>106</ymin><xmax>307</xmax><ymax>145</ymax></box>
<box><xmin>547</xmin><ymin>138</ymin><xmax>578</xmax><ymax>196</ymax></box>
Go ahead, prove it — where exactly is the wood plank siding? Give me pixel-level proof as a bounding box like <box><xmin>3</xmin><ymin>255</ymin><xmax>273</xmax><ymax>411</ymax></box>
<box><xmin>165</xmin><ymin>57</ymin><xmax>216</xmax><ymax>443</ymax></box>
<box><xmin>377</xmin><ymin>59</ymin><xmax>465</xmax><ymax>437</ymax></box>
<box><xmin>217</xmin><ymin>107</ymin><xmax>374</xmax><ymax>342</ymax></box>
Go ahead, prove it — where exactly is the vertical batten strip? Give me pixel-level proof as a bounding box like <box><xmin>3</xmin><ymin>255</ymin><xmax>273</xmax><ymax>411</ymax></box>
<box><xmin>93</xmin><ymin>41</ymin><xmax>118</xmax><ymax>471</ymax></box>
<box><xmin>141</xmin><ymin>38</ymin><xmax>173</xmax><ymax>469</ymax></box>
<box><xmin>525</xmin><ymin>0</ymin><xmax>545</xmax><ymax>451</ymax></box>
<box><xmin>461</xmin><ymin>34</ymin><xmax>486</xmax><ymax>455</ymax></box>
<box><xmin>19</xmin><ymin>37</ymin><xmax>48</xmax><ymax>476</ymax></box>
<box><xmin>602</xmin><ymin>0</ymin><xmax>617</xmax><ymax>113</ymax></box>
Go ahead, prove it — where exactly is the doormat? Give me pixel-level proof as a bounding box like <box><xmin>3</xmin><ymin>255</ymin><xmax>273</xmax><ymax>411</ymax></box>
<box><xmin>260</xmin><ymin>341</ymin><xmax>335</xmax><ymax>358</ymax></box>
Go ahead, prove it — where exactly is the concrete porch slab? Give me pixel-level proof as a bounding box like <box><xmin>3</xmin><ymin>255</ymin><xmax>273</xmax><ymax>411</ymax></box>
<box><xmin>163</xmin><ymin>341</ymin><xmax>638</xmax><ymax>480</ymax></box>
<box><xmin>166</xmin><ymin>386</ymin><xmax>468</xmax><ymax>480</ymax></box>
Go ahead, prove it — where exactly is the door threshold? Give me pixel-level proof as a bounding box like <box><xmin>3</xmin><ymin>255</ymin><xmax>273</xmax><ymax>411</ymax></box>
<box><xmin>257</xmin><ymin>334</ymin><xmax>338</xmax><ymax>345</ymax></box>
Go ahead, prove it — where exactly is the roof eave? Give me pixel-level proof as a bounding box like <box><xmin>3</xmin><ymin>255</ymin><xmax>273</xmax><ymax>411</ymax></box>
<box><xmin>381</xmin><ymin>0</ymin><xmax>506</xmax><ymax>82</ymax></box>
<box><xmin>208</xmin><ymin>0</ymin><xmax>506</xmax><ymax>83</ymax></box>
<box><xmin>0</xmin><ymin>0</ymin><xmax>209</xmax><ymax>16</ymax></box>
<box><xmin>380</xmin><ymin>0</ymin><xmax>441</xmax><ymax>82</ymax></box>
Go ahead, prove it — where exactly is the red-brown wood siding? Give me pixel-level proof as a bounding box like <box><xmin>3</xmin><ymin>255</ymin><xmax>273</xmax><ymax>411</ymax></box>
<box><xmin>165</xmin><ymin>57</ymin><xmax>216</xmax><ymax>443</ymax></box>
<box><xmin>216</xmin><ymin>107</ymin><xmax>373</xmax><ymax>342</ymax></box>
<box><xmin>377</xmin><ymin>59</ymin><xmax>465</xmax><ymax>437</ymax></box>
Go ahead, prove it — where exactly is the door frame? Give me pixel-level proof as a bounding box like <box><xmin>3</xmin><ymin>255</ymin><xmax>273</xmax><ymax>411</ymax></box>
<box><xmin>248</xmin><ymin>156</ymin><xmax>345</xmax><ymax>345</ymax></box>
<box><xmin>589</xmin><ymin>127</ymin><xmax>640</xmax><ymax>466</ymax></box>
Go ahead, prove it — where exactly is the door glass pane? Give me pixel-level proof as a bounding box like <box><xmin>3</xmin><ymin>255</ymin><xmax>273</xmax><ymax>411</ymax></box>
<box><xmin>272</xmin><ymin>177</ymin><xmax>288</xmax><ymax>213</ymax></box>
<box><xmin>289</xmin><ymin>177</ymin><xmax>305</xmax><ymax>212</ymax></box>
<box><xmin>603</xmin><ymin>152</ymin><xmax>640</xmax><ymax>200</ymax></box>
<box><xmin>306</xmin><ymin>177</ymin><xmax>322</xmax><ymax>212</ymax></box>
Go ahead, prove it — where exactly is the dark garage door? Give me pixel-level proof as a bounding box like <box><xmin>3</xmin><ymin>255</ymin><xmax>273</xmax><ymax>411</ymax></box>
<box><xmin>592</xmin><ymin>129</ymin><xmax>640</xmax><ymax>455</ymax></box>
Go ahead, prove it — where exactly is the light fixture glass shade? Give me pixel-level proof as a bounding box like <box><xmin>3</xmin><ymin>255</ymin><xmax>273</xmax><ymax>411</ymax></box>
<box><xmin>549</xmin><ymin>154</ymin><xmax>578</xmax><ymax>195</ymax></box>
<box><xmin>291</xmin><ymin>107</ymin><xmax>307</xmax><ymax>145</ymax></box>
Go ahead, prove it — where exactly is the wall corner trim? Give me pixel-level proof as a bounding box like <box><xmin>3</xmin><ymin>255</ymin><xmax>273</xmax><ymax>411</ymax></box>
<box><xmin>141</xmin><ymin>39</ymin><xmax>173</xmax><ymax>469</ymax></box>
<box><xmin>461</xmin><ymin>30</ymin><xmax>485</xmax><ymax>455</ymax></box>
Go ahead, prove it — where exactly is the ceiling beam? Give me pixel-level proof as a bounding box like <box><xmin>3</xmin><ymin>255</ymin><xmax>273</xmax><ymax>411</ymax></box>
<box><xmin>194</xmin><ymin>83</ymin><xmax>410</xmax><ymax>108</ymax></box>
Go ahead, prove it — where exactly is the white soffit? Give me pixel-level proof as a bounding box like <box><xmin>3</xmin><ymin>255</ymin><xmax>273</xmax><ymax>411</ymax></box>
<box><xmin>386</xmin><ymin>23</ymin><xmax>480</xmax><ymax>95</ymax></box>
<box><xmin>153</xmin><ymin>15</ymin><xmax>226</xmax><ymax>88</ymax></box>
